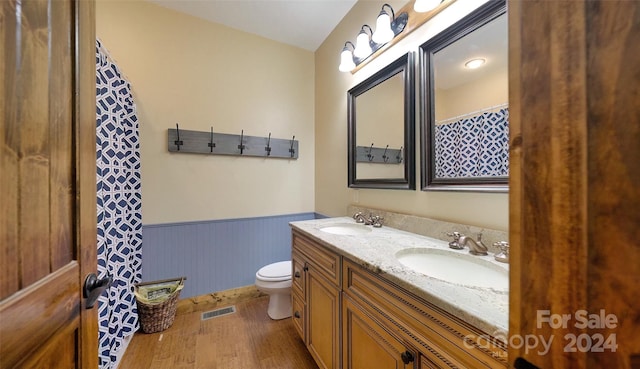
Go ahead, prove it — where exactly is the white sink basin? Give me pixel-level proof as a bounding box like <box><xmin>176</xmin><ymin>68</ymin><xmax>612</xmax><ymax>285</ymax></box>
<box><xmin>395</xmin><ymin>248</ymin><xmax>508</xmax><ymax>292</ymax></box>
<box><xmin>319</xmin><ymin>223</ymin><xmax>372</xmax><ymax>236</ymax></box>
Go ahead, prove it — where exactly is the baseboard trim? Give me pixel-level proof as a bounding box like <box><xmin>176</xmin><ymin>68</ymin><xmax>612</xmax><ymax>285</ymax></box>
<box><xmin>176</xmin><ymin>285</ymin><xmax>265</xmax><ymax>315</ymax></box>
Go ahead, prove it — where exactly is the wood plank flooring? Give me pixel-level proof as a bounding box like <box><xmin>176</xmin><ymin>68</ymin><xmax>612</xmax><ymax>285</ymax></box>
<box><xmin>119</xmin><ymin>295</ymin><xmax>318</xmax><ymax>369</ymax></box>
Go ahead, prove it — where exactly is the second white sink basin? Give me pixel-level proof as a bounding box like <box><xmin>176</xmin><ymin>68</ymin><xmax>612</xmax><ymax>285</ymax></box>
<box><xmin>396</xmin><ymin>248</ymin><xmax>508</xmax><ymax>292</ymax></box>
<box><xmin>319</xmin><ymin>223</ymin><xmax>372</xmax><ymax>236</ymax></box>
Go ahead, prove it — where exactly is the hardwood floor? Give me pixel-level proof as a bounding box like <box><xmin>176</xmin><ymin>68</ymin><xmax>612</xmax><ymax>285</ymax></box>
<box><xmin>119</xmin><ymin>295</ymin><xmax>318</xmax><ymax>369</ymax></box>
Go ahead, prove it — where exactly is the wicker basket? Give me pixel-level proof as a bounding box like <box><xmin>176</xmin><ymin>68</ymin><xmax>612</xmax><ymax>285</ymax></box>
<box><xmin>135</xmin><ymin>277</ymin><xmax>186</xmax><ymax>334</ymax></box>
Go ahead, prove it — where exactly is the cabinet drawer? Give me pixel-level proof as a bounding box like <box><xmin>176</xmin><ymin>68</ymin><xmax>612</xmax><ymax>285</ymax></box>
<box><xmin>293</xmin><ymin>231</ymin><xmax>341</xmax><ymax>287</ymax></box>
<box><xmin>343</xmin><ymin>259</ymin><xmax>507</xmax><ymax>369</ymax></box>
<box><xmin>292</xmin><ymin>290</ymin><xmax>305</xmax><ymax>341</ymax></box>
<box><xmin>292</xmin><ymin>251</ymin><xmax>306</xmax><ymax>297</ymax></box>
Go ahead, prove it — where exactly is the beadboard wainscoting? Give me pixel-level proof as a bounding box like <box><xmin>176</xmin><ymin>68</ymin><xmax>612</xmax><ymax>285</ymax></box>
<box><xmin>142</xmin><ymin>213</ymin><xmax>320</xmax><ymax>298</ymax></box>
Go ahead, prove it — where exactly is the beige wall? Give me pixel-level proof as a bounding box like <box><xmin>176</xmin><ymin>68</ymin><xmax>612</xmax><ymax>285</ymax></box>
<box><xmin>96</xmin><ymin>0</ymin><xmax>315</xmax><ymax>224</ymax></box>
<box><xmin>436</xmin><ymin>69</ymin><xmax>508</xmax><ymax>121</ymax></box>
<box><xmin>315</xmin><ymin>0</ymin><xmax>509</xmax><ymax>231</ymax></box>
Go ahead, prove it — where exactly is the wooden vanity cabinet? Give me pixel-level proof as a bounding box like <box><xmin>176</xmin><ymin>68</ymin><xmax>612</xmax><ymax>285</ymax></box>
<box><xmin>291</xmin><ymin>229</ymin><xmax>507</xmax><ymax>369</ymax></box>
<box><xmin>292</xmin><ymin>231</ymin><xmax>341</xmax><ymax>369</ymax></box>
<box><xmin>343</xmin><ymin>259</ymin><xmax>508</xmax><ymax>369</ymax></box>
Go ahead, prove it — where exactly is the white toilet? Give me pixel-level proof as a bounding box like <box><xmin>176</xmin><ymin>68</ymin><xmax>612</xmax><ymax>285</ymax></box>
<box><xmin>255</xmin><ymin>260</ymin><xmax>292</xmax><ymax>320</ymax></box>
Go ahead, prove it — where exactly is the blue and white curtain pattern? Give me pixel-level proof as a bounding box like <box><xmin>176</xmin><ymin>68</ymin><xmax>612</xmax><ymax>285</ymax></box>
<box><xmin>435</xmin><ymin>108</ymin><xmax>509</xmax><ymax>178</ymax></box>
<box><xmin>96</xmin><ymin>39</ymin><xmax>142</xmax><ymax>369</ymax></box>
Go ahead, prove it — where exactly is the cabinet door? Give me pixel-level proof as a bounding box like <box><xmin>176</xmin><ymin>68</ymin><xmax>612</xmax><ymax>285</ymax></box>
<box><xmin>307</xmin><ymin>267</ymin><xmax>340</xmax><ymax>369</ymax></box>
<box><xmin>343</xmin><ymin>294</ymin><xmax>417</xmax><ymax>369</ymax></box>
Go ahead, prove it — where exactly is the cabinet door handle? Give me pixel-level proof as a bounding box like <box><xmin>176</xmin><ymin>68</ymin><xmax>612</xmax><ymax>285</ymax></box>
<box><xmin>294</xmin><ymin>271</ymin><xmax>301</xmax><ymax>278</ymax></box>
<box><xmin>400</xmin><ymin>350</ymin><xmax>414</xmax><ymax>365</ymax></box>
<box><xmin>303</xmin><ymin>266</ymin><xmax>309</xmax><ymax>272</ymax></box>
<box><xmin>294</xmin><ymin>311</ymin><xmax>301</xmax><ymax>318</ymax></box>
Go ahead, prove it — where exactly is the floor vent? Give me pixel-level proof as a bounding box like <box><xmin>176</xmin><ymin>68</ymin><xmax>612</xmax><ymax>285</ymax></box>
<box><xmin>201</xmin><ymin>306</ymin><xmax>236</xmax><ymax>320</ymax></box>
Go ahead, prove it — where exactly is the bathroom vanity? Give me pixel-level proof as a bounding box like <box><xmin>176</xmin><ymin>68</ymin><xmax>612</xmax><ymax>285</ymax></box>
<box><xmin>290</xmin><ymin>218</ymin><xmax>508</xmax><ymax>369</ymax></box>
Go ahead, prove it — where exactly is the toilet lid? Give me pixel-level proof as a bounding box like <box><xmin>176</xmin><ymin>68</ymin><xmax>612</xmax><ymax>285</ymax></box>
<box><xmin>257</xmin><ymin>261</ymin><xmax>291</xmax><ymax>281</ymax></box>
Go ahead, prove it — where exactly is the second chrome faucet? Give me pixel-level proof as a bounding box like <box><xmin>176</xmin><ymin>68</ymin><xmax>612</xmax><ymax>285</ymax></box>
<box><xmin>447</xmin><ymin>232</ymin><xmax>488</xmax><ymax>256</ymax></box>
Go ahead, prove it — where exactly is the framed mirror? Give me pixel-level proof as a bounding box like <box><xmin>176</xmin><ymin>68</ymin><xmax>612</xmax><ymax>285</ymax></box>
<box><xmin>419</xmin><ymin>1</ymin><xmax>508</xmax><ymax>192</ymax></box>
<box><xmin>348</xmin><ymin>52</ymin><xmax>415</xmax><ymax>189</ymax></box>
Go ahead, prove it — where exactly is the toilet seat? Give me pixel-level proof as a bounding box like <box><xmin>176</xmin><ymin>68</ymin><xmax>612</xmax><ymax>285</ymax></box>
<box><xmin>256</xmin><ymin>261</ymin><xmax>291</xmax><ymax>282</ymax></box>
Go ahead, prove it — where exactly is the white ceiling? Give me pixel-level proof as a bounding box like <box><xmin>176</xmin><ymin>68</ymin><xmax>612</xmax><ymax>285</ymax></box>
<box><xmin>147</xmin><ymin>0</ymin><xmax>358</xmax><ymax>51</ymax></box>
<box><xmin>434</xmin><ymin>13</ymin><xmax>508</xmax><ymax>90</ymax></box>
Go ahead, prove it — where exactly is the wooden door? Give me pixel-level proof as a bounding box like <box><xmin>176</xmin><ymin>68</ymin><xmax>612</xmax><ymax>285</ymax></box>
<box><xmin>307</xmin><ymin>266</ymin><xmax>340</xmax><ymax>369</ymax></box>
<box><xmin>342</xmin><ymin>295</ymin><xmax>417</xmax><ymax>369</ymax></box>
<box><xmin>0</xmin><ymin>0</ymin><xmax>97</xmax><ymax>368</ymax></box>
<box><xmin>509</xmin><ymin>0</ymin><xmax>640</xmax><ymax>368</ymax></box>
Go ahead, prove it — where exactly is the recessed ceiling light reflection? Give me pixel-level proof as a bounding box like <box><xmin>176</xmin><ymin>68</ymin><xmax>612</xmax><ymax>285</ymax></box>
<box><xmin>464</xmin><ymin>58</ymin><xmax>486</xmax><ymax>69</ymax></box>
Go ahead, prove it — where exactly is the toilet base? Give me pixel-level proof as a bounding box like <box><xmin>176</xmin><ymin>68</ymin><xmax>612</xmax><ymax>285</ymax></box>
<box><xmin>266</xmin><ymin>292</ymin><xmax>292</xmax><ymax>320</ymax></box>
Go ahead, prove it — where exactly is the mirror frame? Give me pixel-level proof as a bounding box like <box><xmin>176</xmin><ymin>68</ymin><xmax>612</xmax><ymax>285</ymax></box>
<box><xmin>419</xmin><ymin>0</ymin><xmax>508</xmax><ymax>192</ymax></box>
<box><xmin>348</xmin><ymin>52</ymin><xmax>415</xmax><ymax>190</ymax></box>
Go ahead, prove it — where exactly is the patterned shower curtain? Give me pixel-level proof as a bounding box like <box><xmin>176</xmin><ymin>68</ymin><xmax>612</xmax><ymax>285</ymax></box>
<box><xmin>435</xmin><ymin>108</ymin><xmax>509</xmax><ymax>178</ymax></box>
<box><xmin>96</xmin><ymin>39</ymin><xmax>143</xmax><ymax>369</ymax></box>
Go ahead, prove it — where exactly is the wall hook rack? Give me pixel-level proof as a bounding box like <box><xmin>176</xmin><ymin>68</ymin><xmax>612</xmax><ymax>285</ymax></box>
<box><xmin>356</xmin><ymin>144</ymin><xmax>402</xmax><ymax>164</ymax></box>
<box><xmin>167</xmin><ymin>127</ymin><xmax>299</xmax><ymax>159</ymax></box>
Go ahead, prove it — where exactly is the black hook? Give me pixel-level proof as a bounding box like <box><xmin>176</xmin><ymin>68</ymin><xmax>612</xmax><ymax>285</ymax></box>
<box><xmin>289</xmin><ymin>135</ymin><xmax>296</xmax><ymax>158</ymax></box>
<box><xmin>174</xmin><ymin>123</ymin><xmax>184</xmax><ymax>151</ymax></box>
<box><xmin>265</xmin><ymin>133</ymin><xmax>272</xmax><ymax>156</ymax></box>
<box><xmin>397</xmin><ymin>146</ymin><xmax>404</xmax><ymax>163</ymax></box>
<box><xmin>208</xmin><ymin>126</ymin><xmax>216</xmax><ymax>152</ymax></box>
<box><xmin>382</xmin><ymin>145</ymin><xmax>389</xmax><ymax>163</ymax></box>
<box><xmin>238</xmin><ymin>129</ymin><xmax>245</xmax><ymax>154</ymax></box>
<box><xmin>367</xmin><ymin>143</ymin><xmax>375</xmax><ymax>162</ymax></box>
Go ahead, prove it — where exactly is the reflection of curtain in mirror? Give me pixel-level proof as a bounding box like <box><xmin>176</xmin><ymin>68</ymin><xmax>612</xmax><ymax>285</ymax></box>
<box><xmin>435</xmin><ymin>108</ymin><xmax>509</xmax><ymax>178</ymax></box>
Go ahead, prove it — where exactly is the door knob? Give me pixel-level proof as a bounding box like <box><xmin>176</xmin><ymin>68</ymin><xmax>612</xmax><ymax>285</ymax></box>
<box><xmin>294</xmin><ymin>271</ymin><xmax>301</xmax><ymax>278</ymax></box>
<box><xmin>83</xmin><ymin>273</ymin><xmax>112</xmax><ymax>309</ymax></box>
<box><xmin>400</xmin><ymin>350</ymin><xmax>414</xmax><ymax>365</ymax></box>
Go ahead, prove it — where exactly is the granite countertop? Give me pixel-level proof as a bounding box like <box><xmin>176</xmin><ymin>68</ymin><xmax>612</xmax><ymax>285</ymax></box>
<box><xmin>290</xmin><ymin>217</ymin><xmax>509</xmax><ymax>336</ymax></box>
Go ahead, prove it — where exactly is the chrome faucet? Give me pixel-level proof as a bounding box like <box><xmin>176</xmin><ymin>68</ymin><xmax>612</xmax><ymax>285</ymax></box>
<box><xmin>458</xmin><ymin>233</ymin><xmax>489</xmax><ymax>256</ymax></box>
<box><xmin>493</xmin><ymin>241</ymin><xmax>509</xmax><ymax>263</ymax></box>
<box><xmin>352</xmin><ymin>212</ymin><xmax>384</xmax><ymax>227</ymax></box>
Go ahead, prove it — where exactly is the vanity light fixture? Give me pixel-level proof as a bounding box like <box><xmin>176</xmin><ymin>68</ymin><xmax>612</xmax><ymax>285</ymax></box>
<box><xmin>414</xmin><ymin>0</ymin><xmax>443</xmax><ymax>13</ymax></box>
<box><xmin>339</xmin><ymin>42</ymin><xmax>357</xmax><ymax>72</ymax></box>
<box><xmin>339</xmin><ymin>4</ymin><xmax>409</xmax><ymax>73</ymax></box>
<box><xmin>464</xmin><ymin>58</ymin><xmax>486</xmax><ymax>69</ymax></box>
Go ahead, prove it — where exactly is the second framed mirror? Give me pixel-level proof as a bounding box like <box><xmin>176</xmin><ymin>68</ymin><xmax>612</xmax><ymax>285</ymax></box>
<box><xmin>419</xmin><ymin>0</ymin><xmax>508</xmax><ymax>192</ymax></box>
<box><xmin>348</xmin><ymin>52</ymin><xmax>415</xmax><ymax>190</ymax></box>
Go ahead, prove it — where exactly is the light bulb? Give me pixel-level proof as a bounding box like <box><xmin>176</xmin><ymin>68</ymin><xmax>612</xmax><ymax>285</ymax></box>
<box><xmin>354</xmin><ymin>31</ymin><xmax>372</xmax><ymax>58</ymax></box>
<box><xmin>339</xmin><ymin>49</ymin><xmax>356</xmax><ymax>72</ymax></box>
<box><xmin>414</xmin><ymin>0</ymin><xmax>442</xmax><ymax>13</ymax></box>
<box><xmin>372</xmin><ymin>12</ymin><xmax>394</xmax><ymax>44</ymax></box>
